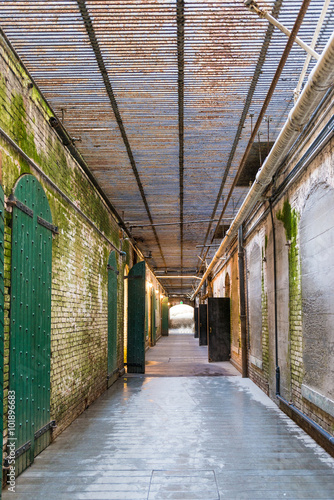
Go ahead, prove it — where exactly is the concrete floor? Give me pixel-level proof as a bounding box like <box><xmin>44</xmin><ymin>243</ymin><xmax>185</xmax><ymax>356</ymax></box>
<box><xmin>3</xmin><ymin>334</ymin><xmax>334</xmax><ymax>500</ymax></box>
<box><xmin>139</xmin><ymin>333</ymin><xmax>240</xmax><ymax>377</ymax></box>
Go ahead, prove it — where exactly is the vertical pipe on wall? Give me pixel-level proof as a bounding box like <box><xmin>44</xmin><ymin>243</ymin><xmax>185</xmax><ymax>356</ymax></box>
<box><xmin>269</xmin><ymin>198</ymin><xmax>280</xmax><ymax>395</ymax></box>
<box><xmin>238</xmin><ymin>226</ymin><xmax>248</xmax><ymax>378</ymax></box>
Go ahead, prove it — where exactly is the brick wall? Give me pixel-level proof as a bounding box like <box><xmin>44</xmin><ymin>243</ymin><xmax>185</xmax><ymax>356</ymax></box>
<box><xmin>0</xmin><ymin>31</ymin><xmax>136</xmax><ymax>452</ymax></box>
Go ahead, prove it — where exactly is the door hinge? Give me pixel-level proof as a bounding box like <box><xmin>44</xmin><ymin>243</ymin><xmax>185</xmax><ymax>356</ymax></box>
<box><xmin>34</xmin><ymin>420</ymin><xmax>57</xmax><ymax>440</ymax></box>
<box><xmin>107</xmin><ymin>264</ymin><xmax>119</xmax><ymax>275</ymax></box>
<box><xmin>7</xmin><ymin>195</ymin><xmax>33</xmax><ymax>218</ymax></box>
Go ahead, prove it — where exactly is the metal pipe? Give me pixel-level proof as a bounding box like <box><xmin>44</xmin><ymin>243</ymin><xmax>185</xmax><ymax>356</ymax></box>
<box><xmin>212</xmin><ymin>0</ymin><xmax>313</xmax><ymax>243</ymax></box>
<box><xmin>191</xmin><ymin>30</ymin><xmax>334</xmax><ymax>300</ymax></box>
<box><xmin>245</xmin><ymin>0</ymin><xmax>320</xmax><ymax>60</ymax></box>
<box><xmin>238</xmin><ymin>226</ymin><xmax>248</xmax><ymax>378</ymax></box>
<box><xmin>294</xmin><ymin>0</ymin><xmax>331</xmax><ymax>102</ymax></box>
<box><xmin>76</xmin><ymin>0</ymin><xmax>167</xmax><ymax>269</ymax></box>
<box><xmin>269</xmin><ymin>198</ymin><xmax>280</xmax><ymax>395</ymax></box>
<box><xmin>128</xmin><ymin>218</ymin><xmax>232</xmax><ymax>228</ymax></box>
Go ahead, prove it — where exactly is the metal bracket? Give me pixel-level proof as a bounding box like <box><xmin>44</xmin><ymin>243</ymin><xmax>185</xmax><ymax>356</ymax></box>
<box><xmin>107</xmin><ymin>367</ymin><xmax>119</xmax><ymax>380</ymax></box>
<box><xmin>7</xmin><ymin>195</ymin><xmax>33</xmax><ymax>218</ymax></box>
<box><xmin>124</xmin><ymin>275</ymin><xmax>142</xmax><ymax>280</ymax></box>
<box><xmin>34</xmin><ymin>420</ymin><xmax>57</xmax><ymax>440</ymax></box>
<box><xmin>107</xmin><ymin>264</ymin><xmax>119</xmax><ymax>275</ymax></box>
<box><xmin>37</xmin><ymin>216</ymin><xmax>59</xmax><ymax>234</ymax></box>
<box><xmin>4</xmin><ymin>440</ymin><xmax>32</xmax><ymax>467</ymax></box>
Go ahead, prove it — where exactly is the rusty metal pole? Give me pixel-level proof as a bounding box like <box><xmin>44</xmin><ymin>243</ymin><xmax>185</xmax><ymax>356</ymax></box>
<box><xmin>238</xmin><ymin>226</ymin><xmax>248</xmax><ymax>378</ymax></box>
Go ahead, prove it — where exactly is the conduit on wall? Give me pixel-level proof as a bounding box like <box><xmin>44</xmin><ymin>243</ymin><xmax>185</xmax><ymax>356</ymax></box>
<box><xmin>191</xmin><ymin>31</ymin><xmax>334</xmax><ymax>300</ymax></box>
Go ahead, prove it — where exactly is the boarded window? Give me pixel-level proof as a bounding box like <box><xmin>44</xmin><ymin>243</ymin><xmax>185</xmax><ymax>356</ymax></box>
<box><xmin>300</xmin><ymin>184</ymin><xmax>334</xmax><ymax>401</ymax></box>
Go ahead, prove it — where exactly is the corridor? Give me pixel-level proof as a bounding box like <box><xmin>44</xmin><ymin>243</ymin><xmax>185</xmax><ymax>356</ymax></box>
<box><xmin>4</xmin><ymin>334</ymin><xmax>334</xmax><ymax>500</ymax></box>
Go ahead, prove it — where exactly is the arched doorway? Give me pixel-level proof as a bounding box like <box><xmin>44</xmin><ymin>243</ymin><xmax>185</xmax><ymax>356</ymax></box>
<box><xmin>107</xmin><ymin>251</ymin><xmax>118</xmax><ymax>386</ymax></box>
<box><xmin>10</xmin><ymin>174</ymin><xmax>54</xmax><ymax>474</ymax></box>
<box><xmin>169</xmin><ymin>304</ymin><xmax>195</xmax><ymax>334</ymax></box>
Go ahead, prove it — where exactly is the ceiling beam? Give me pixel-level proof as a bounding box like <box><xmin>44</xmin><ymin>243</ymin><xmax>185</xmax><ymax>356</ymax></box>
<box><xmin>77</xmin><ymin>0</ymin><xmax>167</xmax><ymax>269</ymax></box>
<box><xmin>177</xmin><ymin>0</ymin><xmax>185</xmax><ymax>282</ymax></box>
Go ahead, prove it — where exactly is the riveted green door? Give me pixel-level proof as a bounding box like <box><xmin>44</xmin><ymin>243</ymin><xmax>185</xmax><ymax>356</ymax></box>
<box><xmin>10</xmin><ymin>175</ymin><xmax>53</xmax><ymax>476</ymax></box>
<box><xmin>151</xmin><ymin>288</ymin><xmax>156</xmax><ymax>346</ymax></box>
<box><xmin>127</xmin><ymin>261</ymin><xmax>145</xmax><ymax>373</ymax></box>
<box><xmin>107</xmin><ymin>251</ymin><xmax>118</xmax><ymax>386</ymax></box>
<box><xmin>0</xmin><ymin>186</ymin><xmax>4</xmax><ymax>499</ymax></box>
<box><xmin>161</xmin><ymin>297</ymin><xmax>169</xmax><ymax>336</ymax></box>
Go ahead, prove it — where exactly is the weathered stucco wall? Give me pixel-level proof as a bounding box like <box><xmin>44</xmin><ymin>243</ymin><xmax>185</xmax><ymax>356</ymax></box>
<box><xmin>212</xmin><ymin>90</ymin><xmax>334</xmax><ymax>437</ymax></box>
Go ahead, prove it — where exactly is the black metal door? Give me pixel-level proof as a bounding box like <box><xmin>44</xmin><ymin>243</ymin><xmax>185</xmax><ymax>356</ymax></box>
<box><xmin>199</xmin><ymin>304</ymin><xmax>208</xmax><ymax>346</ymax></box>
<box><xmin>194</xmin><ymin>306</ymin><xmax>199</xmax><ymax>338</ymax></box>
<box><xmin>208</xmin><ymin>298</ymin><xmax>230</xmax><ymax>362</ymax></box>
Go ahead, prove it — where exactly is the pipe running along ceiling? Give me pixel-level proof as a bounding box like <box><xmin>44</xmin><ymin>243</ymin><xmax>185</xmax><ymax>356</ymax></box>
<box><xmin>0</xmin><ymin>0</ymin><xmax>333</xmax><ymax>296</ymax></box>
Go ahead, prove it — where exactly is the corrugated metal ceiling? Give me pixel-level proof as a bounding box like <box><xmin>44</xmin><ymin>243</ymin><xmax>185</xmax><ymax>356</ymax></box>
<box><xmin>0</xmin><ymin>0</ymin><xmax>333</xmax><ymax>296</ymax></box>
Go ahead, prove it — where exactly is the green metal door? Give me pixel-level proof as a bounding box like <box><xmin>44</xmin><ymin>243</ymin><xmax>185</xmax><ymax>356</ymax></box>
<box><xmin>151</xmin><ymin>288</ymin><xmax>156</xmax><ymax>346</ymax></box>
<box><xmin>0</xmin><ymin>186</ymin><xmax>4</xmax><ymax>499</ymax></box>
<box><xmin>145</xmin><ymin>284</ymin><xmax>149</xmax><ymax>344</ymax></box>
<box><xmin>10</xmin><ymin>175</ymin><xmax>54</xmax><ymax>475</ymax></box>
<box><xmin>161</xmin><ymin>297</ymin><xmax>169</xmax><ymax>336</ymax></box>
<box><xmin>107</xmin><ymin>251</ymin><xmax>118</xmax><ymax>385</ymax></box>
<box><xmin>127</xmin><ymin>261</ymin><xmax>146</xmax><ymax>373</ymax></box>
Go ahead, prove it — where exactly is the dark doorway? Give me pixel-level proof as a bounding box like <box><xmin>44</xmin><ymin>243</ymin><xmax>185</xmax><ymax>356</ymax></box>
<box><xmin>208</xmin><ymin>298</ymin><xmax>230</xmax><ymax>362</ymax></box>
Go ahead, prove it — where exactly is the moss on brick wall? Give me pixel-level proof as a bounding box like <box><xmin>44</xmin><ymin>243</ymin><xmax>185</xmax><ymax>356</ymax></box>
<box><xmin>0</xmin><ymin>32</ymin><xmax>134</xmax><ymax>451</ymax></box>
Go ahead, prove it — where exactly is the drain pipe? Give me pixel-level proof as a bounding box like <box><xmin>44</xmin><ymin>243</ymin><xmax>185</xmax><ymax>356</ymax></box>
<box><xmin>238</xmin><ymin>226</ymin><xmax>248</xmax><ymax>378</ymax></box>
<box><xmin>190</xmin><ymin>30</ymin><xmax>334</xmax><ymax>301</ymax></box>
<box><xmin>269</xmin><ymin>198</ymin><xmax>280</xmax><ymax>395</ymax></box>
